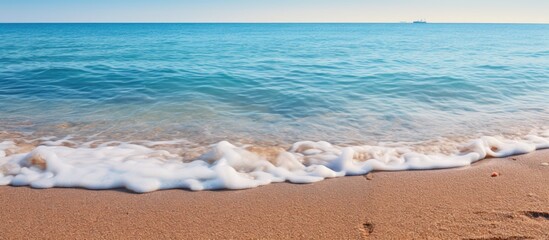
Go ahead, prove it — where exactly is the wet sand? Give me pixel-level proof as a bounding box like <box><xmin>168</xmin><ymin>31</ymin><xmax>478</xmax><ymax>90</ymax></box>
<box><xmin>1</xmin><ymin>150</ymin><xmax>548</xmax><ymax>239</ymax></box>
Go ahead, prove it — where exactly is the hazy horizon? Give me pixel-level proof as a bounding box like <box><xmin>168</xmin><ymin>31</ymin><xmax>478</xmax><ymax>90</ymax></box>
<box><xmin>1</xmin><ymin>0</ymin><xmax>548</xmax><ymax>24</ymax></box>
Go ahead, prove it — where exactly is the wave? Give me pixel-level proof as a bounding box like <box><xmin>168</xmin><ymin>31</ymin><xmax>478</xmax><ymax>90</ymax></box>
<box><xmin>1</xmin><ymin>129</ymin><xmax>549</xmax><ymax>193</ymax></box>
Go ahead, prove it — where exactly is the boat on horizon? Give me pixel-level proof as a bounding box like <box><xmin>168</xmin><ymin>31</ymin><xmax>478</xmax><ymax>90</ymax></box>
<box><xmin>413</xmin><ymin>19</ymin><xmax>427</xmax><ymax>24</ymax></box>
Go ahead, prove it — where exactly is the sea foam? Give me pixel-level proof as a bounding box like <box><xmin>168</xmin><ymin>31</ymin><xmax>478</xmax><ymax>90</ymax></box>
<box><xmin>1</xmin><ymin>130</ymin><xmax>548</xmax><ymax>193</ymax></box>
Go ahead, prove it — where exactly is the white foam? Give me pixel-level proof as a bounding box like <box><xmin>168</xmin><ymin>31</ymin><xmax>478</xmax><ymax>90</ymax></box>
<box><xmin>1</xmin><ymin>130</ymin><xmax>548</xmax><ymax>193</ymax></box>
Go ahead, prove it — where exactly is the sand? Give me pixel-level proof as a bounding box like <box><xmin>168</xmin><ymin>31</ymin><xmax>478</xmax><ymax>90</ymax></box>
<box><xmin>1</xmin><ymin>150</ymin><xmax>548</xmax><ymax>239</ymax></box>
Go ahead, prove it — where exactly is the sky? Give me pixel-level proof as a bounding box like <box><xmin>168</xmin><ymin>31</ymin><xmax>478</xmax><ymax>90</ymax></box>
<box><xmin>0</xmin><ymin>0</ymin><xmax>548</xmax><ymax>23</ymax></box>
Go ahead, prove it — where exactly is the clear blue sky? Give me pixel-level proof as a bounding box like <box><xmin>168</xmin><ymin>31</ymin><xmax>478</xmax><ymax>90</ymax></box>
<box><xmin>1</xmin><ymin>0</ymin><xmax>548</xmax><ymax>23</ymax></box>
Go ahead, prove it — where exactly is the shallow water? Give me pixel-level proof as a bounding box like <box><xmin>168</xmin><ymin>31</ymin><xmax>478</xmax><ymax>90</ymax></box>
<box><xmin>1</xmin><ymin>23</ymin><xmax>548</xmax><ymax>191</ymax></box>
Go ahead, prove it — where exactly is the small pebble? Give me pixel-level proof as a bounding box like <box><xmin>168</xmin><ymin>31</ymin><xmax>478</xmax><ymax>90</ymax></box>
<box><xmin>491</xmin><ymin>172</ymin><xmax>499</xmax><ymax>177</ymax></box>
<box><xmin>541</xmin><ymin>162</ymin><xmax>549</xmax><ymax>166</ymax></box>
<box><xmin>365</xmin><ymin>173</ymin><xmax>374</xmax><ymax>180</ymax></box>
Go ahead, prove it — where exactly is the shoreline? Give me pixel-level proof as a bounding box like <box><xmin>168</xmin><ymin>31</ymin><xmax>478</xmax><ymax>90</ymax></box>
<box><xmin>1</xmin><ymin>128</ymin><xmax>548</xmax><ymax>192</ymax></box>
<box><xmin>1</xmin><ymin>150</ymin><xmax>548</xmax><ymax>239</ymax></box>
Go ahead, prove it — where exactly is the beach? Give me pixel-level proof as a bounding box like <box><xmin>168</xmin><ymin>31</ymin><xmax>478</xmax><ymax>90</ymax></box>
<box><xmin>1</xmin><ymin>1</ymin><xmax>549</xmax><ymax>238</ymax></box>
<box><xmin>2</xmin><ymin>150</ymin><xmax>547</xmax><ymax>239</ymax></box>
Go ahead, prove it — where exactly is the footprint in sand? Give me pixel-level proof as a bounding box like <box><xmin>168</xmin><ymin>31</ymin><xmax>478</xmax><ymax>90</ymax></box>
<box><xmin>359</xmin><ymin>222</ymin><xmax>375</xmax><ymax>238</ymax></box>
<box><xmin>523</xmin><ymin>211</ymin><xmax>549</xmax><ymax>220</ymax></box>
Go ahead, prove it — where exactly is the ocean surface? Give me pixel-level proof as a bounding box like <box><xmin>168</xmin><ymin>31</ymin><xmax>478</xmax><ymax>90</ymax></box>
<box><xmin>1</xmin><ymin>23</ymin><xmax>548</xmax><ymax>192</ymax></box>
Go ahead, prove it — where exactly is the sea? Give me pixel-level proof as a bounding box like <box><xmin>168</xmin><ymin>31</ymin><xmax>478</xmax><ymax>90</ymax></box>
<box><xmin>0</xmin><ymin>23</ymin><xmax>548</xmax><ymax>192</ymax></box>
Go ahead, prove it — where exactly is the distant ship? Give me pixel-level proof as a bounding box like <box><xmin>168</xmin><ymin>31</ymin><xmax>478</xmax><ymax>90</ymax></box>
<box><xmin>413</xmin><ymin>20</ymin><xmax>427</xmax><ymax>24</ymax></box>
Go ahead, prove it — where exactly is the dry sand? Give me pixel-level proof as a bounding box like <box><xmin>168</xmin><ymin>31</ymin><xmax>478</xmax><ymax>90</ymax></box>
<box><xmin>1</xmin><ymin>150</ymin><xmax>548</xmax><ymax>239</ymax></box>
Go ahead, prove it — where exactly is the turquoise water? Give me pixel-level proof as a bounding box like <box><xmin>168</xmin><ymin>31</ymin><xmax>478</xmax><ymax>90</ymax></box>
<box><xmin>1</xmin><ymin>23</ymin><xmax>549</xmax><ymax>146</ymax></box>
